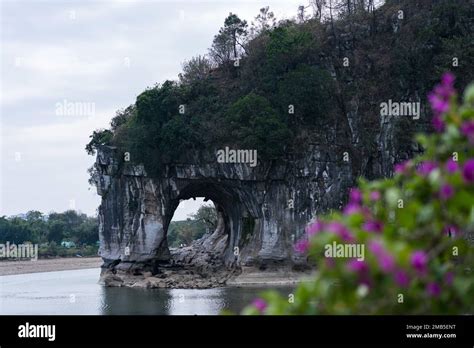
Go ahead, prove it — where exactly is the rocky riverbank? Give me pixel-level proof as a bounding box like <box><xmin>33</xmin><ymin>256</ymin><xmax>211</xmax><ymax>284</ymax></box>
<box><xmin>100</xmin><ymin>243</ymin><xmax>311</xmax><ymax>289</ymax></box>
<box><xmin>99</xmin><ymin>265</ymin><xmax>310</xmax><ymax>289</ymax></box>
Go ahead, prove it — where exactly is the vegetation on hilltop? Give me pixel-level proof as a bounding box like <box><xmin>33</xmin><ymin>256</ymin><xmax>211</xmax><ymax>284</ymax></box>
<box><xmin>87</xmin><ymin>0</ymin><xmax>474</xmax><ymax>177</ymax></box>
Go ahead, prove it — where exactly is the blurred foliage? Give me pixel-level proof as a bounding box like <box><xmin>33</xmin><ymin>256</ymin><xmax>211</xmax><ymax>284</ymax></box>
<box><xmin>243</xmin><ymin>79</ymin><xmax>474</xmax><ymax>315</ymax></box>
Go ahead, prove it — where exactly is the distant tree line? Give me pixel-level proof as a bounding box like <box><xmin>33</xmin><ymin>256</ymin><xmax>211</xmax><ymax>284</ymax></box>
<box><xmin>0</xmin><ymin>205</ymin><xmax>218</xmax><ymax>256</ymax></box>
<box><xmin>0</xmin><ymin>210</ymin><xmax>99</xmax><ymax>258</ymax></box>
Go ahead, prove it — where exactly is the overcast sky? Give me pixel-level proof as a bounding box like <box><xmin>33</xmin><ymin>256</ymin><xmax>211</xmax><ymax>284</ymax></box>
<box><xmin>0</xmin><ymin>0</ymin><xmax>301</xmax><ymax>220</ymax></box>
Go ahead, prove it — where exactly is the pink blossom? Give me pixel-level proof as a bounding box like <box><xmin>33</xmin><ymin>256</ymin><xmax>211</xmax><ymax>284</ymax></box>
<box><xmin>306</xmin><ymin>220</ymin><xmax>324</xmax><ymax>236</ymax></box>
<box><xmin>370</xmin><ymin>191</ymin><xmax>381</xmax><ymax>201</ymax></box>
<box><xmin>294</xmin><ymin>239</ymin><xmax>309</xmax><ymax>254</ymax></box>
<box><xmin>439</xmin><ymin>183</ymin><xmax>454</xmax><ymax>200</ymax></box>
<box><xmin>441</xmin><ymin>72</ymin><xmax>455</xmax><ymax>88</ymax></box>
<box><xmin>443</xmin><ymin>224</ymin><xmax>459</xmax><ymax>237</ymax></box>
<box><xmin>327</xmin><ymin>221</ymin><xmax>354</xmax><ymax>242</ymax></box>
<box><xmin>462</xmin><ymin>159</ymin><xmax>474</xmax><ymax>183</ymax></box>
<box><xmin>410</xmin><ymin>250</ymin><xmax>428</xmax><ymax>275</ymax></box>
<box><xmin>394</xmin><ymin>160</ymin><xmax>410</xmax><ymax>174</ymax></box>
<box><xmin>343</xmin><ymin>202</ymin><xmax>361</xmax><ymax>215</ymax></box>
<box><xmin>252</xmin><ymin>298</ymin><xmax>267</xmax><ymax>313</ymax></box>
<box><xmin>368</xmin><ymin>241</ymin><xmax>394</xmax><ymax>273</ymax></box>
<box><xmin>346</xmin><ymin>259</ymin><xmax>369</xmax><ymax>273</ymax></box>
<box><xmin>378</xmin><ymin>252</ymin><xmax>395</xmax><ymax>273</ymax></box>
<box><xmin>432</xmin><ymin>115</ymin><xmax>445</xmax><ymax>133</ymax></box>
<box><xmin>349</xmin><ymin>188</ymin><xmax>362</xmax><ymax>204</ymax></box>
<box><xmin>428</xmin><ymin>93</ymin><xmax>449</xmax><ymax>115</ymax></box>
<box><xmin>362</xmin><ymin>220</ymin><xmax>383</xmax><ymax>233</ymax></box>
<box><xmin>445</xmin><ymin>159</ymin><xmax>458</xmax><ymax>173</ymax></box>
<box><xmin>368</xmin><ymin>240</ymin><xmax>384</xmax><ymax>255</ymax></box>
<box><xmin>346</xmin><ymin>260</ymin><xmax>372</xmax><ymax>287</ymax></box>
<box><xmin>417</xmin><ymin>161</ymin><xmax>437</xmax><ymax>176</ymax></box>
<box><xmin>428</xmin><ymin>73</ymin><xmax>455</xmax><ymax>132</ymax></box>
<box><xmin>394</xmin><ymin>270</ymin><xmax>410</xmax><ymax>288</ymax></box>
<box><xmin>461</xmin><ymin>120</ymin><xmax>474</xmax><ymax>144</ymax></box>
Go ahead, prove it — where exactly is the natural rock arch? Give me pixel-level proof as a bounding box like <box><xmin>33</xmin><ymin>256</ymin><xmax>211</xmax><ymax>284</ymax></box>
<box><xmin>163</xmin><ymin>180</ymin><xmax>251</xmax><ymax>266</ymax></box>
<box><xmin>93</xmin><ymin>142</ymin><xmax>369</xmax><ymax>276</ymax></box>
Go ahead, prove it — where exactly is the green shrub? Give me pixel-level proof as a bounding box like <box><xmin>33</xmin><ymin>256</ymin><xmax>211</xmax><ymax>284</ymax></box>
<box><xmin>224</xmin><ymin>93</ymin><xmax>291</xmax><ymax>159</ymax></box>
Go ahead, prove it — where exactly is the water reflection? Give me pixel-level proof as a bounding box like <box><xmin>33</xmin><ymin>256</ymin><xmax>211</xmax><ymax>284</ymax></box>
<box><xmin>0</xmin><ymin>268</ymin><xmax>294</xmax><ymax>315</ymax></box>
<box><xmin>101</xmin><ymin>287</ymin><xmax>173</xmax><ymax>315</ymax></box>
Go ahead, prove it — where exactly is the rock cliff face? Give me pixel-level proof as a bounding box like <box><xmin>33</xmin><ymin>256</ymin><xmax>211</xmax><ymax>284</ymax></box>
<box><xmin>92</xmin><ymin>117</ymin><xmax>420</xmax><ymax>278</ymax></box>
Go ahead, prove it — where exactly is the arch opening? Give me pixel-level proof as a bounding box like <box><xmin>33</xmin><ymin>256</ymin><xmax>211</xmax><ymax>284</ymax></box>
<box><xmin>161</xmin><ymin>180</ymin><xmax>247</xmax><ymax>270</ymax></box>
<box><xmin>167</xmin><ymin>197</ymin><xmax>218</xmax><ymax>248</ymax></box>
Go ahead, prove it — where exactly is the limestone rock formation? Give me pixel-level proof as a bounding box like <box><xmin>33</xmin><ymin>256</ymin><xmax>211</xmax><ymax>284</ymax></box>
<box><xmin>92</xmin><ymin>117</ymin><xmax>418</xmax><ymax>285</ymax></box>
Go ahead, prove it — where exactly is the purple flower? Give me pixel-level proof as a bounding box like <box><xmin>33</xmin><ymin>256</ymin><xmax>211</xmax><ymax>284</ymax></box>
<box><xmin>394</xmin><ymin>270</ymin><xmax>410</xmax><ymax>288</ymax></box>
<box><xmin>346</xmin><ymin>259</ymin><xmax>369</xmax><ymax>273</ymax></box>
<box><xmin>252</xmin><ymin>298</ymin><xmax>267</xmax><ymax>313</ymax></box>
<box><xmin>462</xmin><ymin>159</ymin><xmax>474</xmax><ymax>183</ymax></box>
<box><xmin>445</xmin><ymin>159</ymin><xmax>458</xmax><ymax>173</ymax></box>
<box><xmin>443</xmin><ymin>224</ymin><xmax>459</xmax><ymax>237</ymax></box>
<box><xmin>343</xmin><ymin>202</ymin><xmax>361</xmax><ymax>215</ymax></box>
<box><xmin>461</xmin><ymin>120</ymin><xmax>474</xmax><ymax>144</ymax></box>
<box><xmin>428</xmin><ymin>93</ymin><xmax>449</xmax><ymax>115</ymax></box>
<box><xmin>327</xmin><ymin>221</ymin><xmax>354</xmax><ymax>242</ymax></box>
<box><xmin>363</xmin><ymin>220</ymin><xmax>384</xmax><ymax>233</ymax></box>
<box><xmin>349</xmin><ymin>188</ymin><xmax>362</xmax><ymax>204</ymax></box>
<box><xmin>426</xmin><ymin>282</ymin><xmax>441</xmax><ymax>297</ymax></box>
<box><xmin>428</xmin><ymin>73</ymin><xmax>455</xmax><ymax>130</ymax></box>
<box><xmin>368</xmin><ymin>240</ymin><xmax>384</xmax><ymax>255</ymax></box>
<box><xmin>439</xmin><ymin>183</ymin><xmax>454</xmax><ymax>200</ymax></box>
<box><xmin>394</xmin><ymin>160</ymin><xmax>410</xmax><ymax>174</ymax></box>
<box><xmin>347</xmin><ymin>260</ymin><xmax>372</xmax><ymax>287</ymax></box>
<box><xmin>417</xmin><ymin>161</ymin><xmax>437</xmax><ymax>176</ymax></box>
<box><xmin>410</xmin><ymin>250</ymin><xmax>428</xmax><ymax>275</ymax></box>
<box><xmin>294</xmin><ymin>239</ymin><xmax>309</xmax><ymax>254</ymax></box>
<box><xmin>370</xmin><ymin>191</ymin><xmax>381</xmax><ymax>201</ymax></box>
<box><xmin>306</xmin><ymin>220</ymin><xmax>324</xmax><ymax>236</ymax></box>
<box><xmin>378</xmin><ymin>252</ymin><xmax>395</xmax><ymax>273</ymax></box>
<box><xmin>368</xmin><ymin>241</ymin><xmax>394</xmax><ymax>273</ymax></box>
<box><xmin>432</xmin><ymin>115</ymin><xmax>445</xmax><ymax>133</ymax></box>
<box><xmin>441</xmin><ymin>72</ymin><xmax>455</xmax><ymax>88</ymax></box>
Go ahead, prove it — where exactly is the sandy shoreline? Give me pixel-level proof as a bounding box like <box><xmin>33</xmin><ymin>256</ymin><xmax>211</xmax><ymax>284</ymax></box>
<box><xmin>0</xmin><ymin>257</ymin><xmax>103</xmax><ymax>276</ymax></box>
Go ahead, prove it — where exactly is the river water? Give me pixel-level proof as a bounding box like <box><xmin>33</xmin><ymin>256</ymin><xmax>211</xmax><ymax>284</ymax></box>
<box><xmin>0</xmin><ymin>268</ymin><xmax>293</xmax><ymax>315</ymax></box>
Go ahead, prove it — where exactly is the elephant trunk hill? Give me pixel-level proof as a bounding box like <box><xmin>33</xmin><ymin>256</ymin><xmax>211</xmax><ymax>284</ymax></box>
<box><xmin>88</xmin><ymin>0</ymin><xmax>474</xmax><ymax>288</ymax></box>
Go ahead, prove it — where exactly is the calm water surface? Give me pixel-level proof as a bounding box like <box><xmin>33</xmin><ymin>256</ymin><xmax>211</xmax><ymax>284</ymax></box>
<box><xmin>0</xmin><ymin>268</ymin><xmax>293</xmax><ymax>315</ymax></box>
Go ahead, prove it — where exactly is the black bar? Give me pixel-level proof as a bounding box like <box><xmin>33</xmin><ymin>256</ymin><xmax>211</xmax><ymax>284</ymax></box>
<box><xmin>0</xmin><ymin>315</ymin><xmax>472</xmax><ymax>346</ymax></box>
